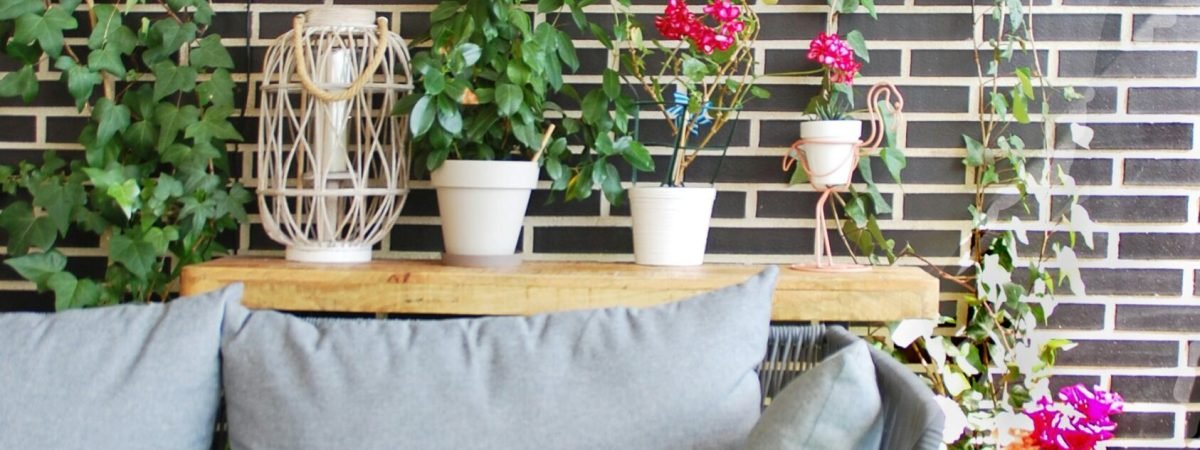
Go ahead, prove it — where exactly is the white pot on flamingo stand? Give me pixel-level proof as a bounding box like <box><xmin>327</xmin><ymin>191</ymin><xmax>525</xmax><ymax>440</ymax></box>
<box><xmin>798</xmin><ymin>120</ymin><xmax>862</xmax><ymax>188</ymax></box>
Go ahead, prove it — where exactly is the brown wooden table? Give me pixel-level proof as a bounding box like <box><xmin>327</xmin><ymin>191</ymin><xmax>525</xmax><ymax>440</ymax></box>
<box><xmin>180</xmin><ymin>257</ymin><xmax>939</xmax><ymax>322</ymax></box>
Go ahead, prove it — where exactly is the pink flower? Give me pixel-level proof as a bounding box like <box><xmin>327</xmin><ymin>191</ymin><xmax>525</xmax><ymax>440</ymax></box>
<box><xmin>807</xmin><ymin>32</ymin><xmax>860</xmax><ymax>84</ymax></box>
<box><xmin>655</xmin><ymin>0</ymin><xmax>745</xmax><ymax>55</ymax></box>
<box><xmin>704</xmin><ymin>0</ymin><xmax>742</xmax><ymax>22</ymax></box>
<box><xmin>1024</xmin><ymin>385</ymin><xmax>1124</xmax><ymax>450</ymax></box>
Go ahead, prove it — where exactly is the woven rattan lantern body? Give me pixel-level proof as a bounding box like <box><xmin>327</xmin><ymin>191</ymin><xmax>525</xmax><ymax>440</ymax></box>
<box><xmin>258</xmin><ymin>8</ymin><xmax>413</xmax><ymax>263</ymax></box>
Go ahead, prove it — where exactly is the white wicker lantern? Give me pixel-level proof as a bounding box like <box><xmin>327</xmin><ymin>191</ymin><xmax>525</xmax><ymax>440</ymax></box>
<box><xmin>257</xmin><ymin>7</ymin><xmax>413</xmax><ymax>263</ymax></box>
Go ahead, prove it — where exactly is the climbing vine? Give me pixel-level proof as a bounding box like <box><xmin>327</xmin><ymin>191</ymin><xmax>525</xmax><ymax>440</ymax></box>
<box><xmin>0</xmin><ymin>0</ymin><xmax>247</xmax><ymax>309</ymax></box>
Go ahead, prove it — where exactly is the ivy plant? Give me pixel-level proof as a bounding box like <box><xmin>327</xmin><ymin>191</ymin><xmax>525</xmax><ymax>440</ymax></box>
<box><xmin>399</xmin><ymin>0</ymin><xmax>653</xmax><ymax>205</ymax></box>
<box><xmin>0</xmin><ymin>0</ymin><xmax>247</xmax><ymax>309</ymax></box>
<box><xmin>850</xmin><ymin>0</ymin><xmax>1100</xmax><ymax>447</ymax></box>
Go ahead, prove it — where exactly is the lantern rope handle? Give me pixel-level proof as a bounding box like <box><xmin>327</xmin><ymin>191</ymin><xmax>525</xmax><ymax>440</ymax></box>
<box><xmin>291</xmin><ymin>14</ymin><xmax>391</xmax><ymax>102</ymax></box>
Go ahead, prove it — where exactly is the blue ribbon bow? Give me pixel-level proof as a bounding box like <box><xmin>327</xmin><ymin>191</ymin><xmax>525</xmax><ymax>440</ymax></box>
<box><xmin>665</xmin><ymin>87</ymin><xmax>712</xmax><ymax>136</ymax></box>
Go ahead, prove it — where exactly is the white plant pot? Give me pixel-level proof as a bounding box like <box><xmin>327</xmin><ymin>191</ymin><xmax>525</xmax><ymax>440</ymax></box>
<box><xmin>431</xmin><ymin>160</ymin><xmax>539</xmax><ymax>267</ymax></box>
<box><xmin>800</xmin><ymin>120</ymin><xmax>863</xmax><ymax>188</ymax></box>
<box><xmin>629</xmin><ymin>186</ymin><xmax>716</xmax><ymax>266</ymax></box>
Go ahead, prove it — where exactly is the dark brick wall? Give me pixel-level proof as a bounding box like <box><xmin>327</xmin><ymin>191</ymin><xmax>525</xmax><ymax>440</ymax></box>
<box><xmin>0</xmin><ymin>1</ymin><xmax>1198</xmax><ymax>446</ymax></box>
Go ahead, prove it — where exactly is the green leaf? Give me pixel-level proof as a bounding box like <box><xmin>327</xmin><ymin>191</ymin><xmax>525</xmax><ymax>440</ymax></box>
<box><xmin>422</xmin><ymin>69</ymin><xmax>446</xmax><ymax>95</ymax></box>
<box><xmin>106</xmin><ymin>178</ymin><xmax>141</xmax><ymax>218</ymax></box>
<box><xmin>196</xmin><ymin>68</ymin><xmax>234</xmax><ymax>108</ymax></box>
<box><xmin>64</xmin><ymin>65</ymin><xmax>101</xmax><ymax>110</ymax></box>
<box><xmin>989</xmin><ymin>91</ymin><xmax>1008</xmax><ymax>118</ymax></box>
<box><xmin>581</xmin><ymin>89</ymin><xmax>609</xmax><ymax>125</ymax></box>
<box><xmin>437</xmin><ymin>97</ymin><xmax>463</xmax><ymax>135</ymax></box>
<box><xmin>108</xmin><ymin>232</ymin><xmax>158</xmax><ymax>279</ymax></box>
<box><xmin>602</xmin><ymin>69</ymin><xmax>620</xmax><ymax>99</ymax></box>
<box><xmin>0</xmin><ymin>0</ymin><xmax>43</xmax><ymax>21</ymax></box>
<box><xmin>844</xmin><ymin>30</ymin><xmax>870</xmax><ymax>63</ymax></box>
<box><xmin>616</xmin><ymin>136</ymin><xmax>654</xmax><ymax>172</ymax></box>
<box><xmin>0</xmin><ymin>201</ymin><xmax>57</xmax><ymax>255</ymax></box>
<box><xmin>152</xmin><ymin>61</ymin><xmax>197</xmax><ymax>101</ymax></box>
<box><xmin>556</xmin><ymin>30</ymin><xmax>579</xmax><ymax>71</ymax></box>
<box><xmin>505</xmin><ymin>61</ymin><xmax>530</xmax><ymax>85</ymax></box>
<box><xmin>89</xmin><ymin>5</ymin><xmax>132</xmax><ymax>52</ymax></box>
<box><xmin>192</xmin><ymin>1</ymin><xmax>214</xmax><ymax>26</ymax></box>
<box><xmin>537</xmin><ymin>0</ymin><xmax>564</xmax><ymax>13</ymax></box>
<box><xmin>455</xmin><ymin>43</ymin><xmax>481</xmax><ymax>67</ymax></box>
<box><xmin>750</xmin><ymin>86</ymin><xmax>771</xmax><ymax>99</ymax></box>
<box><xmin>154</xmin><ymin>103</ymin><xmax>200</xmax><ymax>151</ymax></box>
<box><xmin>0</xmin><ymin>65</ymin><xmax>37</xmax><ymax>103</ymax></box>
<box><xmin>123</xmin><ymin>120</ymin><xmax>157</xmax><ymax>151</ymax></box>
<box><xmin>879</xmin><ymin>147</ymin><xmax>905</xmax><ymax>183</ymax></box>
<box><xmin>861</xmin><ymin>0</ymin><xmax>877</xmax><ymax>18</ymax></box>
<box><xmin>88</xmin><ymin>47</ymin><xmax>126</xmax><ymax>77</ymax></box>
<box><xmin>184</xmin><ymin>104</ymin><xmax>243</xmax><ymax>143</ymax></box>
<box><xmin>142</xmin><ymin>20</ymin><xmax>195</xmax><ymax>64</ymax></box>
<box><xmin>963</xmin><ymin>135</ymin><xmax>984</xmax><ymax>167</ymax></box>
<box><xmin>495</xmin><ymin>83</ymin><xmax>523</xmax><ymax>117</ymax></box>
<box><xmin>92</xmin><ymin>98</ymin><xmax>131</xmax><ymax>146</ymax></box>
<box><xmin>31</xmin><ymin>176</ymin><xmax>85</xmax><ymax>234</ymax></box>
<box><xmin>14</xmin><ymin>5</ymin><xmax>77</xmax><ymax>57</ymax></box>
<box><xmin>47</xmin><ymin>271</ymin><xmax>100</xmax><ymax>310</ymax></box>
<box><xmin>598</xmin><ymin>161</ymin><xmax>623</xmax><ymax>206</ymax></box>
<box><xmin>409</xmin><ymin>95</ymin><xmax>436</xmax><ymax>137</ymax></box>
<box><xmin>1011</xmin><ymin>88</ymin><xmax>1030</xmax><ymax>124</ymax></box>
<box><xmin>682</xmin><ymin>57</ymin><xmax>708</xmax><ymax>82</ymax></box>
<box><xmin>3</xmin><ymin>249</ymin><xmax>66</xmax><ymax>286</ymax></box>
<box><xmin>190</xmin><ymin>34</ymin><xmax>234</xmax><ymax>69</ymax></box>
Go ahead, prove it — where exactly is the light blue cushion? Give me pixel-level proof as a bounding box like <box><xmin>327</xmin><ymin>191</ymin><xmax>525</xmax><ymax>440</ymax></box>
<box><xmin>221</xmin><ymin>266</ymin><xmax>778</xmax><ymax>450</ymax></box>
<box><xmin>0</xmin><ymin>283</ymin><xmax>241</xmax><ymax>450</ymax></box>
<box><xmin>745</xmin><ymin>338</ymin><xmax>884</xmax><ymax>450</ymax></box>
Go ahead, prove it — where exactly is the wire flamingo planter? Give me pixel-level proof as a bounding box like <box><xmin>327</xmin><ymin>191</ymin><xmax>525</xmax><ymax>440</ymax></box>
<box><xmin>782</xmin><ymin>82</ymin><xmax>905</xmax><ymax>272</ymax></box>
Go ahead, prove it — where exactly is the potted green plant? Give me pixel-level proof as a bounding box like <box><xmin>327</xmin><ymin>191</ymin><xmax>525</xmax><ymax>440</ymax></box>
<box><xmin>616</xmin><ymin>0</ymin><xmax>766</xmax><ymax>266</ymax></box>
<box><xmin>400</xmin><ymin>0</ymin><xmax>652</xmax><ymax>267</ymax></box>
<box><xmin>799</xmin><ymin>31</ymin><xmax>867</xmax><ymax>188</ymax></box>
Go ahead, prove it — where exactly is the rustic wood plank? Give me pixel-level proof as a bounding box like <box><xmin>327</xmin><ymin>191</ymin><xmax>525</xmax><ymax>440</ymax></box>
<box><xmin>180</xmin><ymin>257</ymin><xmax>939</xmax><ymax>322</ymax></box>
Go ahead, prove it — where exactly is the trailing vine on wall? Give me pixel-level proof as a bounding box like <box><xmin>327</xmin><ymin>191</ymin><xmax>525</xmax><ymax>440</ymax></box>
<box><xmin>0</xmin><ymin>0</ymin><xmax>247</xmax><ymax>309</ymax></box>
<box><xmin>873</xmin><ymin>0</ymin><xmax>1103</xmax><ymax>447</ymax></box>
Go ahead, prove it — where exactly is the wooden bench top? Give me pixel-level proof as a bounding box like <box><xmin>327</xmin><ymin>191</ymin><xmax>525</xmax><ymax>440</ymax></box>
<box><xmin>180</xmin><ymin>257</ymin><xmax>939</xmax><ymax>322</ymax></box>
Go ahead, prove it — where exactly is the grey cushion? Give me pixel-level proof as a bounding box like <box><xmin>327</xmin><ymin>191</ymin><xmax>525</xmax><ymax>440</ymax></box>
<box><xmin>221</xmin><ymin>266</ymin><xmax>779</xmax><ymax>450</ymax></box>
<box><xmin>0</xmin><ymin>283</ymin><xmax>241</xmax><ymax>450</ymax></box>
<box><xmin>745</xmin><ymin>339</ymin><xmax>884</xmax><ymax>450</ymax></box>
<box><xmin>824</xmin><ymin>327</ymin><xmax>944</xmax><ymax>450</ymax></box>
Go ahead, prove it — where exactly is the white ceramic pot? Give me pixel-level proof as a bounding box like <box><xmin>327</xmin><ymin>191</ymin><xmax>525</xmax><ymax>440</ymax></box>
<box><xmin>800</xmin><ymin>120</ymin><xmax>862</xmax><ymax>188</ymax></box>
<box><xmin>629</xmin><ymin>186</ymin><xmax>716</xmax><ymax>266</ymax></box>
<box><xmin>431</xmin><ymin>160</ymin><xmax>539</xmax><ymax>267</ymax></box>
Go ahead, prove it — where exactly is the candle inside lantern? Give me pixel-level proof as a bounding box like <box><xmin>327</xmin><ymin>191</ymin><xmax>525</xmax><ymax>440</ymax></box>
<box><xmin>314</xmin><ymin>48</ymin><xmax>354</xmax><ymax>173</ymax></box>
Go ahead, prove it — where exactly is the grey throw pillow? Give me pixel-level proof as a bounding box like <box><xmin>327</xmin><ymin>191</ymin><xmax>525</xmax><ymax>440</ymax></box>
<box><xmin>221</xmin><ymin>266</ymin><xmax>778</xmax><ymax>450</ymax></box>
<box><xmin>745</xmin><ymin>339</ymin><xmax>883</xmax><ymax>450</ymax></box>
<box><xmin>0</xmin><ymin>283</ymin><xmax>241</xmax><ymax>450</ymax></box>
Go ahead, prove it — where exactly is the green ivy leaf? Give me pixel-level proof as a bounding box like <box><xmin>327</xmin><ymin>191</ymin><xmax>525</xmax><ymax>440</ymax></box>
<box><xmin>0</xmin><ymin>65</ymin><xmax>38</xmax><ymax>103</ymax></box>
<box><xmin>31</xmin><ymin>176</ymin><xmax>85</xmax><ymax>234</ymax></box>
<box><xmin>880</xmin><ymin>147</ymin><xmax>906</xmax><ymax>183</ymax></box>
<box><xmin>192</xmin><ymin>1</ymin><xmax>214</xmax><ymax>25</ymax></box>
<box><xmin>108</xmin><ymin>232</ymin><xmax>158</xmax><ymax>280</ymax></box>
<box><xmin>963</xmin><ymin>135</ymin><xmax>985</xmax><ymax>167</ymax></box>
<box><xmin>13</xmin><ymin>5</ymin><xmax>76</xmax><ymax>57</ymax></box>
<box><xmin>1011</xmin><ymin>87</ymin><xmax>1030</xmax><ymax>124</ymax></box>
<box><xmin>92</xmin><ymin>98</ymin><xmax>131</xmax><ymax>146</ymax></box>
<box><xmin>495</xmin><ymin>83</ymin><xmax>523</xmax><ymax>117</ymax></box>
<box><xmin>409</xmin><ymin>95</ymin><xmax>436</xmax><ymax>137</ymax></box>
<box><xmin>0</xmin><ymin>201</ymin><xmax>57</xmax><ymax>255</ymax></box>
<box><xmin>152</xmin><ymin>61</ymin><xmax>197</xmax><ymax>101</ymax></box>
<box><xmin>185</xmin><ymin>104</ymin><xmax>243</xmax><ymax>144</ymax></box>
<box><xmin>88</xmin><ymin>47</ymin><xmax>126</xmax><ymax>77</ymax></box>
<box><xmin>196</xmin><ymin>68</ymin><xmax>233</xmax><ymax>108</ymax></box>
<box><xmin>47</xmin><ymin>271</ymin><xmax>101</xmax><ymax>310</ymax></box>
<box><xmin>3</xmin><ymin>249</ymin><xmax>66</xmax><ymax>286</ymax></box>
<box><xmin>989</xmin><ymin>91</ymin><xmax>1008</xmax><ymax>118</ymax></box>
<box><xmin>844</xmin><ymin>30</ymin><xmax>870</xmax><ymax>63</ymax></box>
<box><xmin>154</xmin><ymin>103</ymin><xmax>200</xmax><ymax>151</ymax></box>
<box><xmin>190</xmin><ymin>35</ymin><xmax>234</xmax><ymax>69</ymax></box>
<box><xmin>89</xmin><ymin>5</ymin><xmax>136</xmax><ymax>54</ymax></box>
<box><xmin>123</xmin><ymin>121</ymin><xmax>157</xmax><ymax>152</ymax></box>
<box><xmin>142</xmin><ymin>20</ymin><xmax>195</xmax><ymax>65</ymax></box>
<box><xmin>106</xmin><ymin>178</ymin><xmax>141</xmax><ymax>218</ymax></box>
<box><xmin>64</xmin><ymin>65</ymin><xmax>101</xmax><ymax>111</ymax></box>
<box><xmin>0</xmin><ymin>0</ymin><xmax>44</xmax><ymax>21</ymax></box>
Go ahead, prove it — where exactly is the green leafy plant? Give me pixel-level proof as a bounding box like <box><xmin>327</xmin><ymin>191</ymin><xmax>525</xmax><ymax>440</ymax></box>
<box><xmin>615</xmin><ymin>0</ymin><xmax>767</xmax><ymax>187</ymax></box>
<box><xmin>844</xmin><ymin>0</ymin><xmax>1103</xmax><ymax>448</ymax></box>
<box><xmin>0</xmin><ymin>0</ymin><xmax>247</xmax><ymax>309</ymax></box>
<box><xmin>400</xmin><ymin>0</ymin><xmax>653</xmax><ymax>205</ymax></box>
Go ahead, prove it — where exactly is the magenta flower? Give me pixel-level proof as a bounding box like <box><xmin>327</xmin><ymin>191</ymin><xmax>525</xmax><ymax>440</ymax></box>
<box><xmin>1024</xmin><ymin>384</ymin><xmax>1124</xmax><ymax>450</ymax></box>
<box><xmin>654</xmin><ymin>0</ymin><xmax>745</xmax><ymax>55</ymax></box>
<box><xmin>807</xmin><ymin>32</ymin><xmax>861</xmax><ymax>84</ymax></box>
